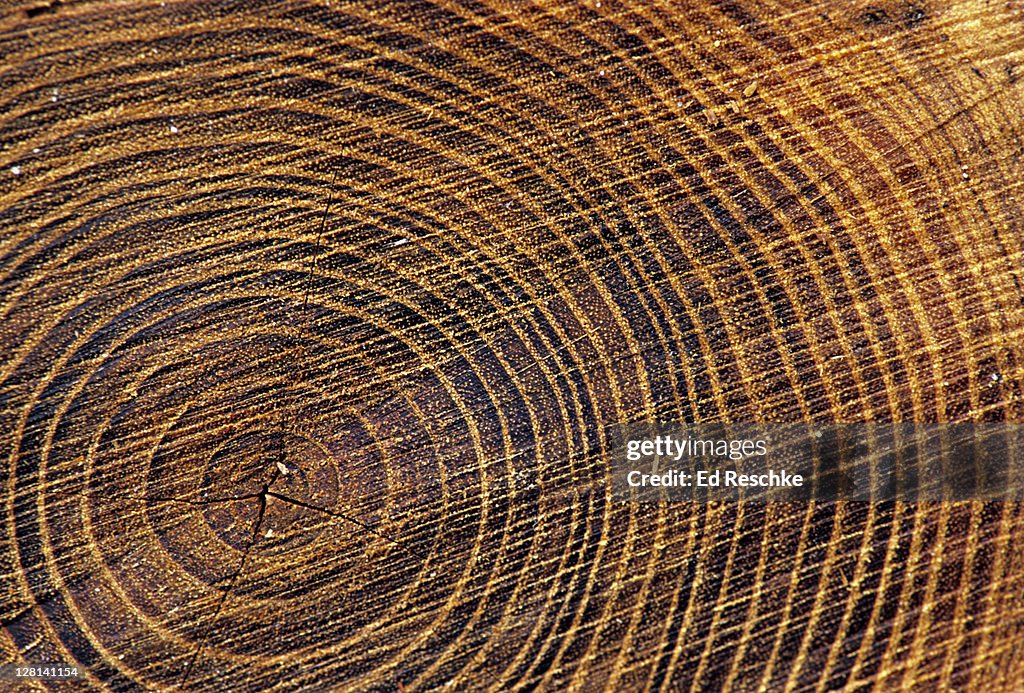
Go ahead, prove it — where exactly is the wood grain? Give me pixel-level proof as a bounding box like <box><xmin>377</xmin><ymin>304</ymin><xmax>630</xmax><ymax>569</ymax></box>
<box><xmin>2</xmin><ymin>0</ymin><xmax>1024</xmax><ymax>690</ymax></box>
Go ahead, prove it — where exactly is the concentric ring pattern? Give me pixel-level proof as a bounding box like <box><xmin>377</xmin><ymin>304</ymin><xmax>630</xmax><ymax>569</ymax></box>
<box><xmin>3</xmin><ymin>0</ymin><xmax>1024</xmax><ymax>690</ymax></box>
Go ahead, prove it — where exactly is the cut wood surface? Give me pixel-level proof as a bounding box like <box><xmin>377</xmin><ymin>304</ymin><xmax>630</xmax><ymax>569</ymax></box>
<box><xmin>2</xmin><ymin>0</ymin><xmax>1024</xmax><ymax>690</ymax></box>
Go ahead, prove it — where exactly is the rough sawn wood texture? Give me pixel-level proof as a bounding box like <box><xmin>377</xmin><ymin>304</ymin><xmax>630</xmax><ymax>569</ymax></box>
<box><xmin>2</xmin><ymin>0</ymin><xmax>1024</xmax><ymax>690</ymax></box>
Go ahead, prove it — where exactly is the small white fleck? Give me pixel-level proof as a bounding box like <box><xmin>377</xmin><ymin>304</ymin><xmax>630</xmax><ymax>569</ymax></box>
<box><xmin>10</xmin><ymin>165</ymin><xmax>20</xmax><ymax>175</ymax></box>
<box><xmin>430</xmin><ymin>571</ymin><xmax>436</xmax><ymax>577</ymax></box>
<box><xmin>391</xmin><ymin>237</ymin><xmax>409</xmax><ymax>246</ymax></box>
<box><xmin>169</xmin><ymin>124</ymin><xmax>179</xmax><ymax>134</ymax></box>
<box><xmin>714</xmin><ymin>40</ymin><xmax>721</xmax><ymax>47</ymax></box>
<box><xmin>599</xmin><ymin>69</ymin><xmax>605</xmax><ymax>76</ymax></box>
<box><xmin>32</xmin><ymin>147</ymin><xmax>40</xmax><ymax>154</ymax></box>
<box><xmin>265</xmin><ymin>529</ymin><xmax>275</xmax><ymax>538</ymax></box>
<box><xmin>676</xmin><ymin>100</ymin><xmax>683</xmax><ymax>107</ymax></box>
<box><xmin>595</xmin><ymin>1</ymin><xmax>601</xmax><ymax>7</ymax></box>
<box><xmin>962</xmin><ymin>172</ymin><xmax>968</xmax><ymax>179</ymax></box>
<box><xmin>276</xmin><ymin>461</ymin><xmax>289</xmax><ymax>475</ymax></box>
<box><xmin>991</xmin><ymin>372</ymin><xmax>1001</xmax><ymax>382</ymax></box>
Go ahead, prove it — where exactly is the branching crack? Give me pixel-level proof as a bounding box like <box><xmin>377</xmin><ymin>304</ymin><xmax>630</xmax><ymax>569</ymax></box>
<box><xmin>119</xmin><ymin>493</ymin><xmax>264</xmax><ymax>506</ymax></box>
<box><xmin>302</xmin><ymin>170</ymin><xmax>338</xmax><ymax>308</ymax></box>
<box><xmin>168</xmin><ymin>167</ymin><xmax>421</xmax><ymax>687</ymax></box>
<box><xmin>265</xmin><ymin>490</ymin><xmax>424</xmax><ymax>559</ymax></box>
<box><xmin>177</xmin><ymin>482</ymin><xmax>270</xmax><ymax>687</ymax></box>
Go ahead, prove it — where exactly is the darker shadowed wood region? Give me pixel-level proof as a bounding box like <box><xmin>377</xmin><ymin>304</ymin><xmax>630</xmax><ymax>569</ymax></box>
<box><xmin>2</xmin><ymin>0</ymin><xmax>1024</xmax><ymax>691</ymax></box>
